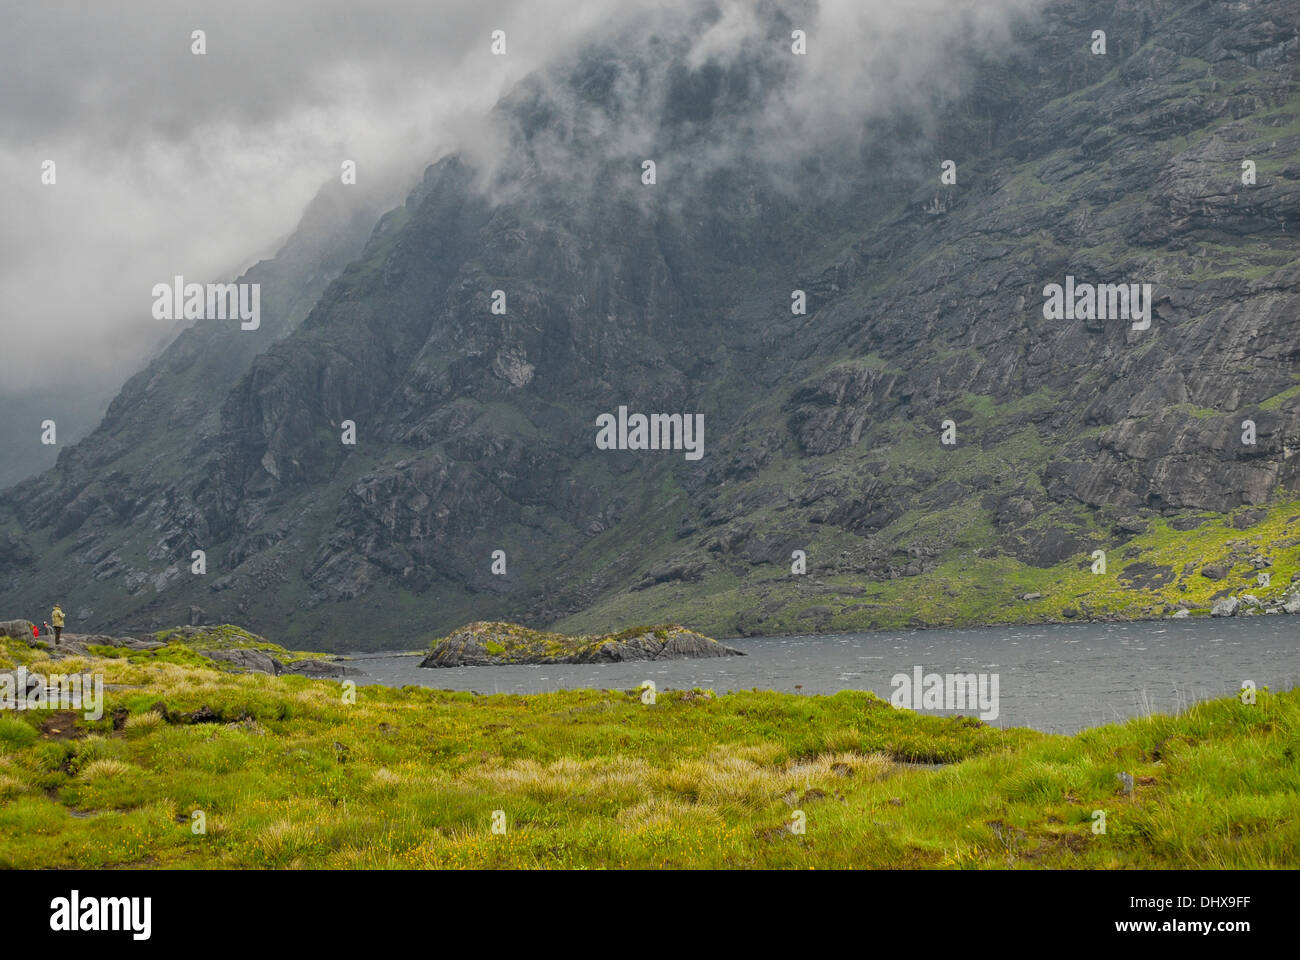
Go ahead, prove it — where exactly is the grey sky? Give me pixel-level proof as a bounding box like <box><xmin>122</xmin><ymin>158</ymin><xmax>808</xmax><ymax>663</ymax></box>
<box><xmin>0</xmin><ymin>0</ymin><xmax>1041</xmax><ymax>398</ymax></box>
<box><xmin>0</xmin><ymin>0</ymin><xmax>676</xmax><ymax>396</ymax></box>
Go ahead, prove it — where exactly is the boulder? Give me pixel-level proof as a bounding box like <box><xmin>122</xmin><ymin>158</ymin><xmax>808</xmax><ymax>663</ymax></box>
<box><xmin>49</xmin><ymin>640</ymin><xmax>93</xmax><ymax>657</ymax></box>
<box><xmin>1210</xmin><ymin>596</ymin><xmax>1240</xmax><ymax>618</ymax></box>
<box><xmin>119</xmin><ymin>638</ymin><xmax>167</xmax><ymax>651</ymax></box>
<box><xmin>207</xmin><ymin>648</ymin><xmax>283</xmax><ymax>675</ymax></box>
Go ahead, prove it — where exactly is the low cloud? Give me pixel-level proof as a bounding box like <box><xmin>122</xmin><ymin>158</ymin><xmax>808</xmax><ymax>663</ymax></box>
<box><xmin>0</xmin><ymin>0</ymin><xmax>1043</xmax><ymax>398</ymax></box>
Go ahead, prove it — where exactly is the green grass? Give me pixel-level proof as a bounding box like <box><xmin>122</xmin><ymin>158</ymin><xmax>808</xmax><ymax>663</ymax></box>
<box><xmin>1260</xmin><ymin>380</ymin><xmax>1300</xmax><ymax>412</ymax></box>
<box><xmin>0</xmin><ymin>636</ymin><xmax>1294</xmax><ymax>868</ymax></box>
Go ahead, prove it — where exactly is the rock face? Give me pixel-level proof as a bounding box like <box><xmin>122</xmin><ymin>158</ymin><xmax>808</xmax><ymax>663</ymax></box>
<box><xmin>1</xmin><ymin>0</ymin><xmax>1298</xmax><ymax>648</ymax></box>
<box><xmin>420</xmin><ymin>622</ymin><xmax>745</xmax><ymax>668</ymax></box>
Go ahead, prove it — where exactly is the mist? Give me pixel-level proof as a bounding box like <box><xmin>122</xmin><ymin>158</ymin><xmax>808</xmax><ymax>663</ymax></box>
<box><xmin>0</xmin><ymin>0</ymin><xmax>1045</xmax><ymax>476</ymax></box>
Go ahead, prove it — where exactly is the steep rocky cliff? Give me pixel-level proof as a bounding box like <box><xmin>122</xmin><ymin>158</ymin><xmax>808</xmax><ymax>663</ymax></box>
<box><xmin>2</xmin><ymin>0</ymin><xmax>1297</xmax><ymax>650</ymax></box>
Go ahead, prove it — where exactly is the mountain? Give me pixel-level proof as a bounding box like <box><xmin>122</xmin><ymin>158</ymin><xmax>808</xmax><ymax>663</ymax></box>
<box><xmin>0</xmin><ymin>186</ymin><xmax>383</xmax><ymax>493</ymax></box>
<box><xmin>2</xmin><ymin>0</ymin><xmax>1298</xmax><ymax>651</ymax></box>
<box><xmin>0</xmin><ymin>181</ymin><xmax>380</xmax><ymax>626</ymax></box>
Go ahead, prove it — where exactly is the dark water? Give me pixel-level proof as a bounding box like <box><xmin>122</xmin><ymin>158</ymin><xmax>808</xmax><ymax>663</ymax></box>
<box><xmin>345</xmin><ymin>617</ymin><xmax>1300</xmax><ymax>733</ymax></box>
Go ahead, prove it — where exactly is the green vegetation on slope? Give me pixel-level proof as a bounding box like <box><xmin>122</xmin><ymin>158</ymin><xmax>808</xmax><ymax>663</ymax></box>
<box><xmin>560</xmin><ymin>497</ymin><xmax>1300</xmax><ymax>637</ymax></box>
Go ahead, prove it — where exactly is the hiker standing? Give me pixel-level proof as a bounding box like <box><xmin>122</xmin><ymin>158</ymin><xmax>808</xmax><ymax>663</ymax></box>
<box><xmin>50</xmin><ymin>604</ymin><xmax>64</xmax><ymax>645</ymax></box>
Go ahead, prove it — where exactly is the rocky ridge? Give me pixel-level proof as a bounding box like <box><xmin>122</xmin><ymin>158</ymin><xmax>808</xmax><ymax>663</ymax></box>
<box><xmin>0</xmin><ymin>620</ymin><xmax>358</xmax><ymax>677</ymax></box>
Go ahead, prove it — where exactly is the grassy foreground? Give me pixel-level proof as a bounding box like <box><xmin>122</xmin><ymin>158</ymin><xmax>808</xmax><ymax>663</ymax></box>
<box><xmin>0</xmin><ymin>634</ymin><xmax>1296</xmax><ymax>869</ymax></box>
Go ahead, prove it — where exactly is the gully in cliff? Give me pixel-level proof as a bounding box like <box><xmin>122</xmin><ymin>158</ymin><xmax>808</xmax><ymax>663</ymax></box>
<box><xmin>595</xmin><ymin>406</ymin><xmax>704</xmax><ymax>460</ymax></box>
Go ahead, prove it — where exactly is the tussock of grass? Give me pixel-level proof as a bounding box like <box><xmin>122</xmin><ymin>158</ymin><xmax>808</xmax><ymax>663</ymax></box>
<box><xmin>123</xmin><ymin>712</ymin><xmax>163</xmax><ymax>732</ymax></box>
<box><xmin>79</xmin><ymin>758</ymin><xmax>134</xmax><ymax>781</ymax></box>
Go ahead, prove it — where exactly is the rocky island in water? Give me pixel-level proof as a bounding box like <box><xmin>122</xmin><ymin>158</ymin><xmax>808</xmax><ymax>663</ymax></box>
<box><xmin>419</xmin><ymin>621</ymin><xmax>745</xmax><ymax>668</ymax></box>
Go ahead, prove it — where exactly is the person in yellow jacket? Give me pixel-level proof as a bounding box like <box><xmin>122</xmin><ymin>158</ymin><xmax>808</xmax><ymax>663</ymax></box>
<box><xmin>50</xmin><ymin>604</ymin><xmax>64</xmax><ymax>645</ymax></box>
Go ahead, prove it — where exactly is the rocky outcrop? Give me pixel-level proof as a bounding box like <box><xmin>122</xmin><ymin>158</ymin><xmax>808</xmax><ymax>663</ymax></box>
<box><xmin>206</xmin><ymin>646</ymin><xmax>359</xmax><ymax>677</ymax></box>
<box><xmin>161</xmin><ymin>625</ymin><xmax>359</xmax><ymax>676</ymax></box>
<box><xmin>280</xmin><ymin>659</ymin><xmax>362</xmax><ymax>678</ymax></box>
<box><xmin>420</xmin><ymin>622</ymin><xmax>745</xmax><ymax>668</ymax></box>
<box><xmin>207</xmin><ymin>648</ymin><xmax>283</xmax><ymax>674</ymax></box>
<box><xmin>1196</xmin><ymin>580</ymin><xmax>1300</xmax><ymax>619</ymax></box>
<box><xmin>6</xmin><ymin>632</ymin><xmax>166</xmax><ymax>658</ymax></box>
<box><xmin>0</xmin><ymin>619</ymin><xmax>357</xmax><ymax>678</ymax></box>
